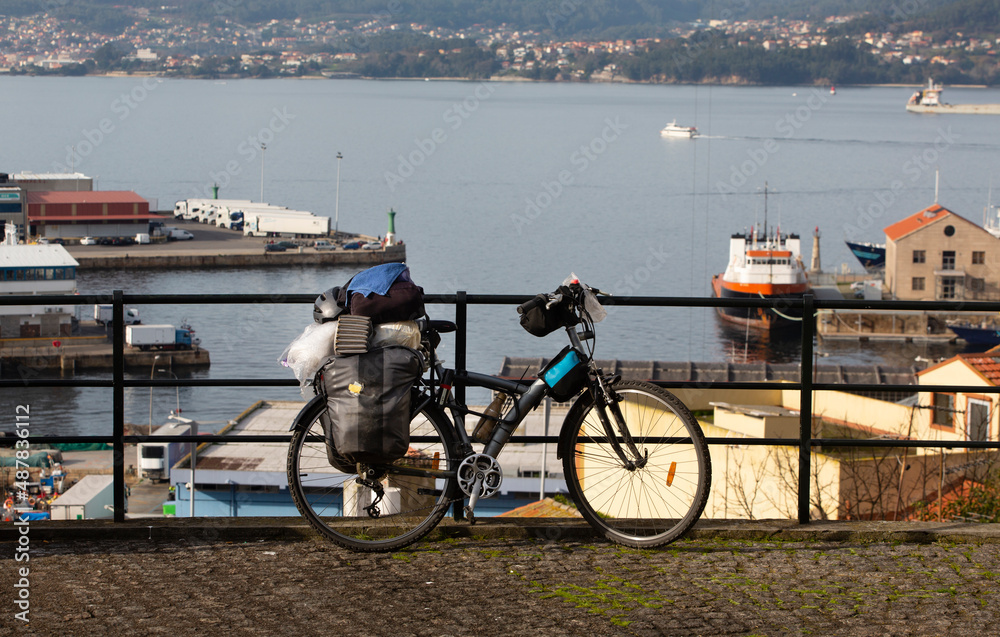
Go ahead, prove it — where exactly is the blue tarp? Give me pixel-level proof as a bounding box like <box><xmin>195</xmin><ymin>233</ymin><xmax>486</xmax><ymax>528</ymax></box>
<box><xmin>17</xmin><ymin>512</ymin><xmax>50</xmax><ymax>521</ymax></box>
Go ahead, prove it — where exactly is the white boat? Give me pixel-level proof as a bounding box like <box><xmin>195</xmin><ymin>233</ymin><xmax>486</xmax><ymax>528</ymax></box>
<box><xmin>660</xmin><ymin>120</ymin><xmax>697</xmax><ymax>138</ymax></box>
<box><xmin>710</xmin><ymin>187</ymin><xmax>811</xmax><ymax>330</ymax></box>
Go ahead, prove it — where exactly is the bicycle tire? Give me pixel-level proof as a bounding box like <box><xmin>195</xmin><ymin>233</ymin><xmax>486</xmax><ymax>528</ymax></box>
<box><xmin>561</xmin><ymin>380</ymin><xmax>711</xmax><ymax>548</ymax></box>
<box><xmin>287</xmin><ymin>393</ymin><xmax>459</xmax><ymax>552</ymax></box>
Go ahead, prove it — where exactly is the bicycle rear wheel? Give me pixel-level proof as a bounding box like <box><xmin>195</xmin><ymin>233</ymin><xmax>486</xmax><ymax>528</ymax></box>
<box><xmin>561</xmin><ymin>380</ymin><xmax>711</xmax><ymax>548</ymax></box>
<box><xmin>287</xmin><ymin>394</ymin><xmax>458</xmax><ymax>552</ymax></box>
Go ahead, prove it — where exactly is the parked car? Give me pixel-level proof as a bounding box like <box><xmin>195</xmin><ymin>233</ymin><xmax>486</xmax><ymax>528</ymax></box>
<box><xmin>167</xmin><ymin>229</ymin><xmax>194</xmax><ymax>241</ymax></box>
<box><xmin>264</xmin><ymin>243</ymin><xmax>287</xmax><ymax>252</ymax></box>
<box><xmin>342</xmin><ymin>241</ymin><xmax>362</xmax><ymax>250</ymax></box>
<box><xmin>313</xmin><ymin>240</ymin><xmax>336</xmax><ymax>250</ymax></box>
<box><xmin>80</xmin><ymin>236</ymin><xmax>97</xmax><ymax>245</ymax></box>
<box><xmin>274</xmin><ymin>241</ymin><xmax>298</xmax><ymax>249</ymax></box>
<box><xmin>362</xmin><ymin>241</ymin><xmax>383</xmax><ymax>250</ymax></box>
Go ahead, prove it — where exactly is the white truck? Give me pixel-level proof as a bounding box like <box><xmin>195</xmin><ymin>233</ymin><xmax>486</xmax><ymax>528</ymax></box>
<box><xmin>242</xmin><ymin>211</ymin><xmax>331</xmax><ymax>237</ymax></box>
<box><xmin>138</xmin><ymin>418</ymin><xmax>194</xmax><ymax>483</ymax></box>
<box><xmin>126</xmin><ymin>324</ymin><xmax>198</xmax><ymax>351</ymax></box>
<box><xmin>94</xmin><ymin>304</ymin><xmax>141</xmax><ymax>326</ymax></box>
<box><xmin>173</xmin><ymin>198</ymin><xmax>254</xmax><ymax>220</ymax></box>
<box><xmin>213</xmin><ymin>204</ymin><xmax>289</xmax><ymax>229</ymax></box>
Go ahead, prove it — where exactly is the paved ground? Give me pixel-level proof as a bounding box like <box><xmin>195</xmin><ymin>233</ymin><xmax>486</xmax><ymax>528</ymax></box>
<box><xmin>3</xmin><ymin>519</ymin><xmax>1000</xmax><ymax>635</ymax></box>
<box><xmin>62</xmin><ymin>218</ymin><xmax>373</xmax><ymax>258</ymax></box>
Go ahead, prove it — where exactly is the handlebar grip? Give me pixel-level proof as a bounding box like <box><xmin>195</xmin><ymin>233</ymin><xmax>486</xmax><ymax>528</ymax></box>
<box><xmin>517</xmin><ymin>294</ymin><xmax>547</xmax><ymax>315</ymax></box>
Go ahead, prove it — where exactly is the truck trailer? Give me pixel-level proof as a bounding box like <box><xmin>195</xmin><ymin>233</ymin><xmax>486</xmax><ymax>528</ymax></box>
<box><xmin>212</xmin><ymin>204</ymin><xmax>290</xmax><ymax>228</ymax></box>
<box><xmin>94</xmin><ymin>304</ymin><xmax>141</xmax><ymax>326</ymax></box>
<box><xmin>241</xmin><ymin>211</ymin><xmax>331</xmax><ymax>237</ymax></box>
<box><xmin>125</xmin><ymin>324</ymin><xmax>198</xmax><ymax>351</ymax></box>
<box><xmin>49</xmin><ymin>475</ymin><xmax>118</xmax><ymax>520</ymax></box>
<box><xmin>138</xmin><ymin>418</ymin><xmax>194</xmax><ymax>483</ymax></box>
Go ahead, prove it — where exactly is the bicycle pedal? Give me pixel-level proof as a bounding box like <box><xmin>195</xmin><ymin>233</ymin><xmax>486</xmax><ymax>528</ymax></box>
<box><xmin>463</xmin><ymin>506</ymin><xmax>476</xmax><ymax>525</ymax></box>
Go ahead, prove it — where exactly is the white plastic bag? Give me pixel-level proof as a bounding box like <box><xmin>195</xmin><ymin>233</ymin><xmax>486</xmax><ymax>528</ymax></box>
<box><xmin>279</xmin><ymin>321</ymin><xmax>339</xmax><ymax>395</ymax></box>
<box><xmin>371</xmin><ymin>320</ymin><xmax>421</xmax><ymax>349</ymax></box>
<box><xmin>562</xmin><ymin>272</ymin><xmax>607</xmax><ymax>323</ymax></box>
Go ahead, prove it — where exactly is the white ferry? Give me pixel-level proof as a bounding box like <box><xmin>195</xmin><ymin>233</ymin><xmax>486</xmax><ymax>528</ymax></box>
<box><xmin>660</xmin><ymin>120</ymin><xmax>698</xmax><ymax>138</ymax></box>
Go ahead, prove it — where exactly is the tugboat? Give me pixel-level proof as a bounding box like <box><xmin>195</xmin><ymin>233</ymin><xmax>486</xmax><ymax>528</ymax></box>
<box><xmin>711</xmin><ymin>187</ymin><xmax>812</xmax><ymax>330</ymax></box>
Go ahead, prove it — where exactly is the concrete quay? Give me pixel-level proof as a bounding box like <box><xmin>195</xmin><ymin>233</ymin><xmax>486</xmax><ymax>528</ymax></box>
<box><xmin>4</xmin><ymin>518</ymin><xmax>1000</xmax><ymax>635</ymax></box>
<box><xmin>62</xmin><ymin>219</ymin><xmax>405</xmax><ymax>270</ymax></box>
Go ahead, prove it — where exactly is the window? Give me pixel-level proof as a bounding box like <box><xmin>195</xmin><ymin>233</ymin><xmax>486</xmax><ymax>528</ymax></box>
<box><xmin>973</xmin><ymin>251</ymin><xmax>986</xmax><ymax>265</ymax></box>
<box><xmin>942</xmin><ymin>251</ymin><xmax>956</xmax><ymax>270</ymax></box>
<box><xmin>941</xmin><ymin>277</ymin><xmax>957</xmax><ymax>299</ymax></box>
<box><xmin>913</xmin><ymin>250</ymin><xmax>925</xmax><ymax>264</ymax></box>
<box><xmin>970</xmin><ymin>278</ymin><xmax>985</xmax><ymax>292</ymax></box>
<box><xmin>968</xmin><ymin>400</ymin><xmax>990</xmax><ymax>441</ymax></box>
<box><xmin>912</xmin><ymin>277</ymin><xmax>925</xmax><ymax>291</ymax></box>
<box><xmin>933</xmin><ymin>393</ymin><xmax>955</xmax><ymax>428</ymax></box>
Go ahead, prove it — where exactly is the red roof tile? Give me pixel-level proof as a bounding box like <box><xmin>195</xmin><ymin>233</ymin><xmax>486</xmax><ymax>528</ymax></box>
<box><xmin>27</xmin><ymin>191</ymin><xmax>148</xmax><ymax>205</ymax></box>
<box><xmin>884</xmin><ymin>204</ymin><xmax>951</xmax><ymax>242</ymax></box>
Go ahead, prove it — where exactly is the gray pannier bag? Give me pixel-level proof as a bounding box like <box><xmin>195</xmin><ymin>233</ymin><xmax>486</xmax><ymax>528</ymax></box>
<box><xmin>321</xmin><ymin>345</ymin><xmax>424</xmax><ymax>466</ymax></box>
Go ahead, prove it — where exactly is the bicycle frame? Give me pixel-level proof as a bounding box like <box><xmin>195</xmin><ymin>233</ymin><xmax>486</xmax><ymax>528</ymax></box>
<box><xmin>418</xmin><ymin>323</ymin><xmax>615</xmax><ymax>462</ymax></box>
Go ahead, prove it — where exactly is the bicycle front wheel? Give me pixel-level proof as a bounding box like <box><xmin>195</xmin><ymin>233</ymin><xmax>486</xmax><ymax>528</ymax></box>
<box><xmin>561</xmin><ymin>380</ymin><xmax>711</xmax><ymax>548</ymax></box>
<box><xmin>287</xmin><ymin>394</ymin><xmax>458</xmax><ymax>552</ymax></box>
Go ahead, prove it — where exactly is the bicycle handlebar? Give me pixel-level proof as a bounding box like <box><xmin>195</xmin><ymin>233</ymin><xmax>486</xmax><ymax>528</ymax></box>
<box><xmin>516</xmin><ymin>293</ymin><xmax>548</xmax><ymax>315</ymax></box>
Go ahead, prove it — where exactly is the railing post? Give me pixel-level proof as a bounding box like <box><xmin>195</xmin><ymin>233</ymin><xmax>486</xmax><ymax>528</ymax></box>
<box><xmin>455</xmin><ymin>290</ymin><xmax>467</xmax><ymax>405</ymax></box>
<box><xmin>453</xmin><ymin>290</ymin><xmax>468</xmax><ymax>522</ymax></box>
<box><xmin>798</xmin><ymin>294</ymin><xmax>815</xmax><ymax>524</ymax></box>
<box><xmin>113</xmin><ymin>290</ymin><xmax>126</xmax><ymax>522</ymax></box>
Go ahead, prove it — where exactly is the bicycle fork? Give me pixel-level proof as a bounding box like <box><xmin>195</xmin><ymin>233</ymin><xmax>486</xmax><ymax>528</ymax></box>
<box><xmin>592</xmin><ymin>374</ymin><xmax>648</xmax><ymax>471</ymax></box>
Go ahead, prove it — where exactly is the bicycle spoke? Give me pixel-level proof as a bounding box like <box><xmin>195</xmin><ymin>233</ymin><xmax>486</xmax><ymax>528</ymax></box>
<box><xmin>563</xmin><ymin>381</ymin><xmax>711</xmax><ymax>548</ymax></box>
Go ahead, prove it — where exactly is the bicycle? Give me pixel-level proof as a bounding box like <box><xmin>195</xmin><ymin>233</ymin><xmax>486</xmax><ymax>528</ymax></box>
<box><xmin>286</xmin><ymin>278</ymin><xmax>711</xmax><ymax>552</ymax></box>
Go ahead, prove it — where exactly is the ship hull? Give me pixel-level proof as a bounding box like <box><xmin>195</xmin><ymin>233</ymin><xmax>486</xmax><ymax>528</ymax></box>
<box><xmin>948</xmin><ymin>325</ymin><xmax>1000</xmax><ymax>345</ymax></box>
<box><xmin>906</xmin><ymin>104</ymin><xmax>1000</xmax><ymax>115</ymax></box>
<box><xmin>845</xmin><ymin>241</ymin><xmax>886</xmax><ymax>270</ymax></box>
<box><xmin>712</xmin><ymin>275</ymin><xmax>808</xmax><ymax>330</ymax></box>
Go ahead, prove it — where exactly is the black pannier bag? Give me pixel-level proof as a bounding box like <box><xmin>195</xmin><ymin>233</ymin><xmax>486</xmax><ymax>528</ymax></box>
<box><xmin>321</xmin><ymin>345</ymin><xmax>424</xmax><ymax>465</ymax></box>
<box><xmin>519</xmin><ymin>291</ymin><xmax>579</xmax><ymax>337</ymax></box>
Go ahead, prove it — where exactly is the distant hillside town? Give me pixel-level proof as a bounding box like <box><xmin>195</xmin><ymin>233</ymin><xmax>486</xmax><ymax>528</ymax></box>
<box><xmin>1</xmin><ymin>6</ymin><xmax>999</xmax><ymax>85</ymax></box>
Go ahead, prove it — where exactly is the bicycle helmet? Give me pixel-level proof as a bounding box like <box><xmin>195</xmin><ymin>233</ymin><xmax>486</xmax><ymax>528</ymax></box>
<box><xmin>313</xmin><ymin>287</ymin><xmax>345</xmax><ymax>323</ymax></box>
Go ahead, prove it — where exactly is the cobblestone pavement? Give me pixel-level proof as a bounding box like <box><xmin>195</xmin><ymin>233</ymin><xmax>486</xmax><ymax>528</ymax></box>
<box><xmin>3</xmin><ymin>533</ymin><xmax>1000</xmax><ymax>636</ymax></box>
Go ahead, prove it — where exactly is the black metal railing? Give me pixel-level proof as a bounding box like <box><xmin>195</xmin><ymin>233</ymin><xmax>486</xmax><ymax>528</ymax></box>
<box><xmin>5</xmin><ymin>291</ymin><xmax>1000</xmax><ymax>524</ymax></box>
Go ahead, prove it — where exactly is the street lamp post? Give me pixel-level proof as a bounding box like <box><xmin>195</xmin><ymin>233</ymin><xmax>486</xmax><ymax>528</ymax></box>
<box><xmin>148</xmin><ymin>355</ymin><xmax>162</xmax><ymax>433</ymax></box>
<box><xmin>260</xmin><ymin>143</ymin><xmax>267</xmax><ymax>203</ymax></box>
<box><xmin>335</xmin><ymin>151</ymin><xmax>343</xmax><ymax>236</ymax></box>
<box><xmin>157</xmin><ymin>368</ymin><xmax>180</xmax><ymax>414</ymax></box>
